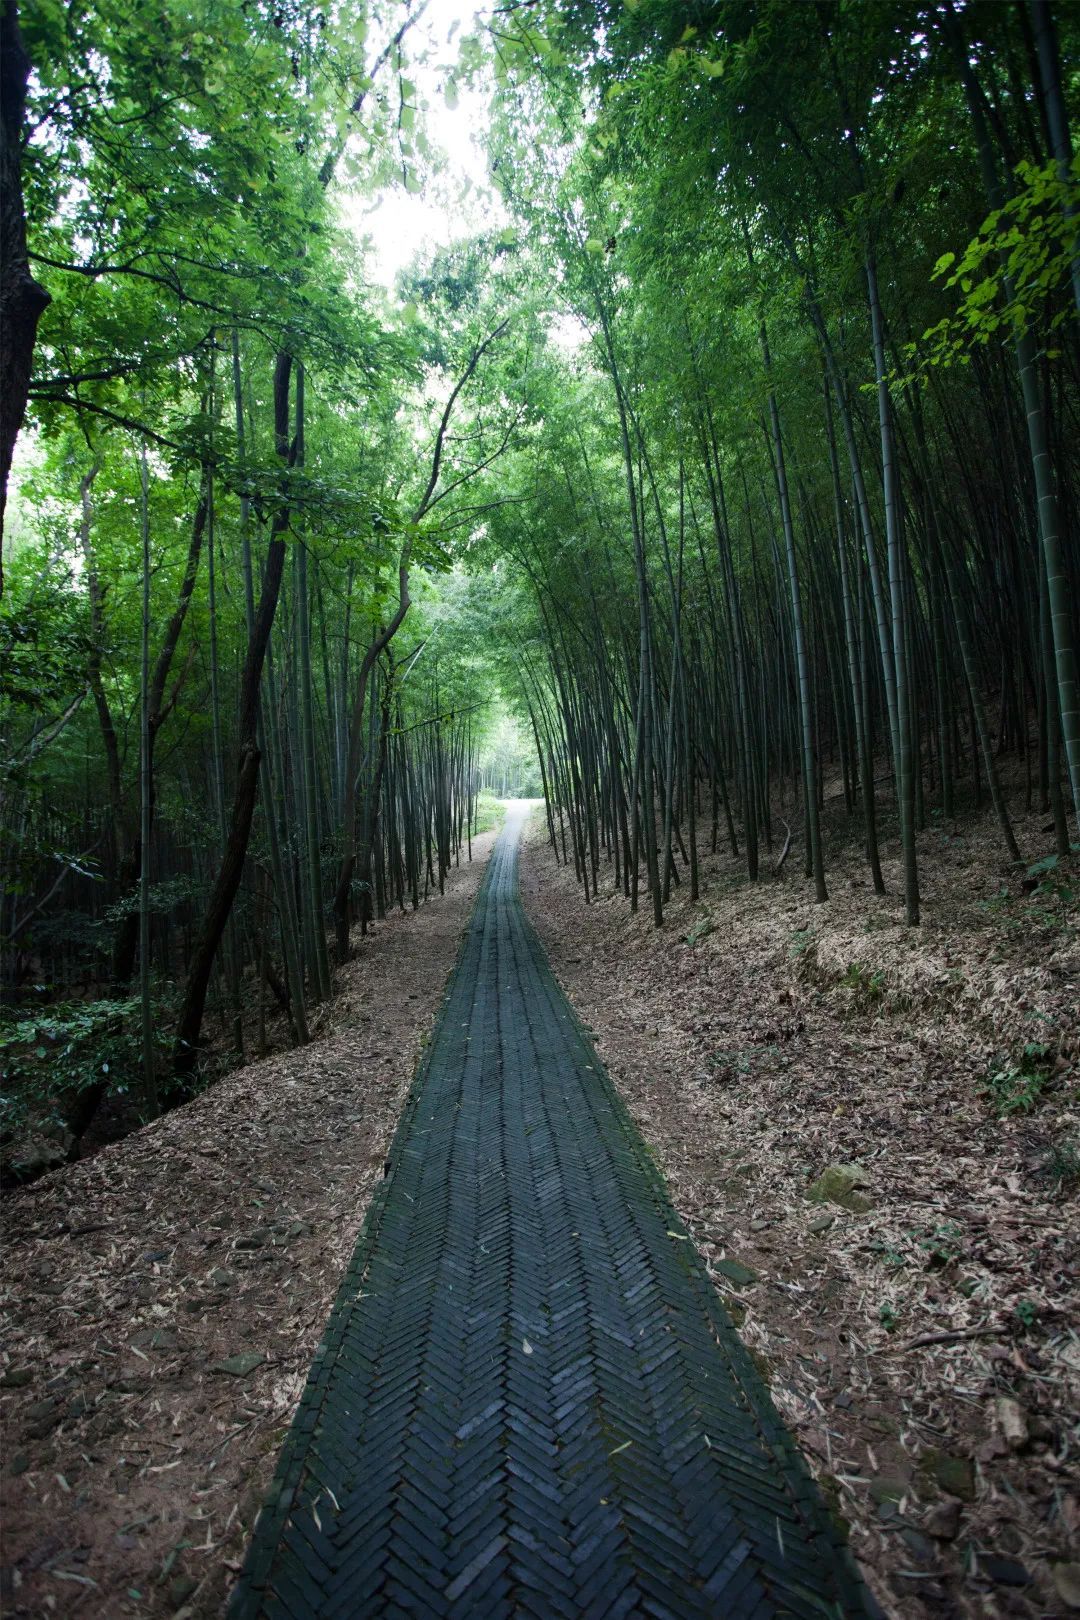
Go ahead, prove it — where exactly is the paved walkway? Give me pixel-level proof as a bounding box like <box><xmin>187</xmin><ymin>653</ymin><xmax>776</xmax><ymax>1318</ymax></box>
<box><xmin>231</xmin><ymin>806</ymin><xmax>871</xmax><ymax>1618</ymax></box>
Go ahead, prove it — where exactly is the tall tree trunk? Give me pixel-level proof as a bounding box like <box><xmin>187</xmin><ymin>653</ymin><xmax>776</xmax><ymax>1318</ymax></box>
<box><xmin>865</xmin><ymin>242</ymin><xmax>919</xmax><ymax>922</ymax></box>
<box><xmin>759</xmin><ymin>306</ymin><xmax>828</xmax><ymax>902</ymax></box>
<box><xmin>171</xmin><ymin>29</ymin><xmax>419</xmax><ymax>1071</ymax></box>
<box><xmin>943</xmin><ymin>2</ymin><xmax>1080</xmax><ymax>825</ymax></box>
<box><xmin>294</xmin><ymin>366</ymin><xmax>331</xmax><ymax>998</ymax></box>
<box><xmin>825</xmin><ymin>378</ymin><xmax>885</xmax><ymax>892</ymax></box>
<box><xmin>138</xmin><ymin>434</ymin><xmax>159</xmax><ymax>1117</ymax></box>
<box><xmin>78</xmin><ymin>461</ymin><xmax>124</xmax><ymax>861</ymax></box>
<box><xmin>1029</xmin><ymin>0</ymin><xmax>1080</xmax><ymax>316</ymax></box>
<box><xmin>233</xmin><ymin>330</ymin><xmax>308</xmax><ymax>1045</ymax></box>
<box><xmin>113</xmin><ymin>476</ymin><xmax>209</xmax><ymax>984</ymax></box>
<box><xmin>173</xmin><ymin>353</ymin><xmax>295</xmax><ymax>1077</ymax></box>
<box><xmin>0</xmin><ymin>0</ymin><xmax>51</xmax><ymax>578</ymax></box>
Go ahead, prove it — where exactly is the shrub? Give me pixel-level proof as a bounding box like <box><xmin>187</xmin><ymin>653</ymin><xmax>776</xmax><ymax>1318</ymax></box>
<box><xmin>982</xmin><ymin>1041</ymin><xmax>1054</xmax><ymax>1117</ymax></box>
<box><xmin>0</xmin><ymin>998</ymin><xmax>168</xmax><ymax>1140</ymax></box>
<box><xmin>1040</xmin><ymin>1135</ymin><xmax>1080</xmax><ymax>1196</ymax></box>
<box><xmin>840</xmin><ymin>961</ymin><xmax>886</xmax><ymax>1004</ymax></box>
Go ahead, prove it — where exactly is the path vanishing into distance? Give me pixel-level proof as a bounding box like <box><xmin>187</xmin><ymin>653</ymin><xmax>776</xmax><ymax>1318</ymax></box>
<box><xmin>231</xmin><ymin>805</ymin><xmax>873</xmax><ymax>1620</ymax></box>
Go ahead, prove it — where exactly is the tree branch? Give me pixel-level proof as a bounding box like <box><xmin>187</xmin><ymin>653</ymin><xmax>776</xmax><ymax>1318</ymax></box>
<box><xmin>7</xmin><ymin>689</ymin><xmax>88</xmax><ymax>769</ymax></box>
<box><xmin>413</xmin><ymin>318</ymin><xmax>511</xmax><ymax>521</ymax></box>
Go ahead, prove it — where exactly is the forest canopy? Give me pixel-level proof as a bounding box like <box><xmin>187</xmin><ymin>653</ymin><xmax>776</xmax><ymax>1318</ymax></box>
<box><xmin>1</xmin><ymin>0</ymin><xmax>1078</xmax><ymax>1163</ymax></box>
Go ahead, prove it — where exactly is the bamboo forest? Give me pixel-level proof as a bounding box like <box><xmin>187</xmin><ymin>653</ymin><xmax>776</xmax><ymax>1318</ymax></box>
<box><xmin>1</xmin><ymin>1</ymin><xmax>1079</xmax><ymax>1616</ymax></box>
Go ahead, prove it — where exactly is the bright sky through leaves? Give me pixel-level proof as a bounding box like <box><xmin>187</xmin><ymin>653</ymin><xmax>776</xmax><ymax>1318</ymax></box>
<box><xmin>344</xmin><ymin>1</ymin><xmax>506</xmax><ymax>290</ymax></box>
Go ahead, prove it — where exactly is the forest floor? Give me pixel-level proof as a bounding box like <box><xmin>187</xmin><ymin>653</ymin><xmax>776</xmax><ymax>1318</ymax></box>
<box><xmin>0</xmin><ymin>828</ymin><xmax>498</xmax><ymax>1620</ymax></box>
<box><xmin>519</xmin><ymin>796</ymin><xmax>1080</xmax><ymax>1620</ymax></box>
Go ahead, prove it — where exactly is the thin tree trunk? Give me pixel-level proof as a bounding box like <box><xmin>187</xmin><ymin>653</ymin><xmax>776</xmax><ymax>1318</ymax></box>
<box><xmin>758</xmin><ymin>306</ymin><xmax>828</xmax><ymax>902</ymax></box>
<box><xmin>138</xmin><ymin>434</ymin><xmax>158</xmax><ymax>1116</ymax></box>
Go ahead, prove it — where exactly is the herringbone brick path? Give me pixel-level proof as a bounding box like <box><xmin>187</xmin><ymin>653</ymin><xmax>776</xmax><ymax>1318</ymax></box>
<box><xmin>231</xmin><ymin>807</ymin><xmax>873</xmax><ymax>1618</ymax></box>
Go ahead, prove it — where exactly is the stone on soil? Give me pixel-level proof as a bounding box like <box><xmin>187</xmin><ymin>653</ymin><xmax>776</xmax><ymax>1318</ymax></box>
<box><xmin>713</xmin><ymin>1257</ymin><xmax>758</xmax><ymax>1287</ymax></box>
<box><xmin>135</xmin><ymin>1328</ymin><xmax>180</xmax><ymax>1353</ymax></box>
<box><xmin>806</xmin><ymin>1164</ymin><xmax>873</xmax><ymax>1213</ymax></box>
<box><xmin>24</xmin><ymin>1398</ymin><xmax>60</xmax><ymax>1437</ymax></box>
<box><xmin>994</xmin><ymin>1395</ymin><xmax>1029</xmax><ymax>1451</ymax></box>
<box><xmin>169</xmin><ymin>1573</ymin><xmax>198</xmax><ymax>1607</ymax></box>
<box><xmin>213</xmin><ymin>1353</ymin><xmax>265</xmax><ymax>1378</ymax></box>
<box><xmin>1052</xmin><ymin>1563</ymin><xmax>1080</xmax><ymax>1610</ymax></box>
<box><xmin>921</xmin><ymin>1448</ymin><xmax>975</xmax><ymax>1501</ymax></box>
<box><xmin>924</xmin><ymin>1500</ymin><xmax>961</xmax><ymax>1540</ymax></box>
<box><xmin>979</xmin><ymin>1555</ymin><xmax>1030</xmax><ymax>1587</ymax></box>
<box><xmin>901</xmin><ymin>1529</ymin><xmax>935</xmax><ymax>1565</ymax></box>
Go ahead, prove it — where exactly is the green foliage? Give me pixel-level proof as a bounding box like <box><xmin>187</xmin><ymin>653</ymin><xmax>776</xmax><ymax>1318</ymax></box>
<box><xmin>878</xmin><ymin>1300</ymin><xmax>900</xmax><ymax>1333</ymax></box>
<box><xmin>870</xmin><ymin>1222</ymin><xmax>965</xmax><ymax>1272</ymax></box>
<box><xmin>1024</xmin><ymin>852</ymin><xmax>1077</xmax><ymax>926</ymax></box>
<box><xmin>102</xmin><ymin>875</ymin><xmax>204</xmax><ymax>923</ymax></box>
<box><xmin>869</xmin><ymin>1237</ymin><xmax>906</xmax><ymax>1270</ymax></box>
<box><xmin>982</xmin><ymin>1042</ymin><xmax>1055</xmax><ymax>1117</ymax></box>
<box><xmin>918</xmin><ymin>1222</ymin><xmax>964</xmax><ymax>1269</ymax></box>
<box><xmin>684</xmin><ymin>913</ymin><xmax>715</xmax><ymax>947</ymax></box>
<box><xmin>1040</xmin><ymin>1136</ymin><xmax>1080</xmax><ymax>1197</ymax></box>
<box><xmin>0</xmin><ymin>999</ymin><xmax>168</xmax><ymax>1137</ymax></box>
<box><xmin>919</xmin><ymin>159</ymin><xmax>1080</xmax><ymax>366</ymax></box>
<box><xmin>0</xmin><ymin>587</ymin><xmax>89</xmax><ymax>717</ymax></box>
<box><xmin>839</xmin><ymin>962</ymin><xmax>886</xmax><ymax>1005</ymax></box>
<box><xmin>471</xmin><ymin>794</ymin><xmax>507</xmax><ymax>837</ymax></box>
<box><xmin>975</xmin><ymin>854</ymin><xmax>1077</xmax><ymax>944</ymax></box>
<box><xmin>477</xmin><ymin>707</ymin><xmax>544</xmax><ymax>798</ymax></box>
<box><xmin>708</xmin><ymin>1048</ymin><xmax>752</xmax><ymax>1079</ymax></box>
<box><xmin>7</xmin><ymin>0</ymin><xmax>1080</xmax><ymax>1127</ymax></box>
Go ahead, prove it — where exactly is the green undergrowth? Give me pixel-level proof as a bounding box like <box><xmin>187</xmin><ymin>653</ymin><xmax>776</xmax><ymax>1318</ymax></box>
<box><xmin>471</xmin><ymin>793</ymin><xmax>508</xmax><ymax>837</ymax></box>
<box><xmin>684</xmin><ymin>912</ymin><xmax>715</xmax><ymax>947</ymax></box>
<box><xmin>980</xmin><ymin>1040</ymin><xmax>1059</xmax><ymax>1117</ymax></box>
<box><xmin>0</xmin><ymin>997</ymin><xmax>173</xmax><ymax>1159</ymax></box>
<box><xmin>837</xmin><ymin>961</ymin><xmax>887</xmax><ymax>1006</ymax></box>
<box><xmin>1040</xmin><ymin>1135</ymin><xmax>1080</xmax><ymax>1195</ymax></box>
<box><xmin>979</xmin><ymin>849</ymin><xmax>1079</xmax><ymax>937</ymax></box>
